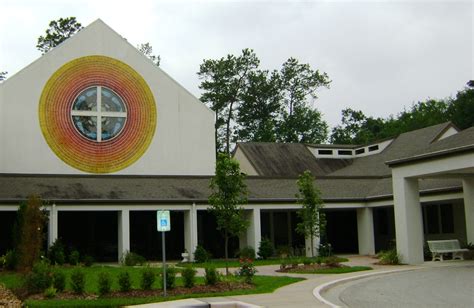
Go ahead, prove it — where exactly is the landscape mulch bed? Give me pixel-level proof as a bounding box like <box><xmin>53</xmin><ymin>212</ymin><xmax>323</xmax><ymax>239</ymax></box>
<box><xmin>0</xmin><ymin>284</ymin><xmax>22</xmax><ymax>308</ymax></box>
<box><xmin>276</xmin><ymin>264</ymin><xmax>344</xmax><ymax>273</ymax></box>
<box><xmin>26</xmin><ymin>281</ymin><xmax>254</xmax><ymax>301</ymax></box>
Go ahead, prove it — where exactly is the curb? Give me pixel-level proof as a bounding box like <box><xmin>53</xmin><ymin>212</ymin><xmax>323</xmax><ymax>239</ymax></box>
<box><xmin>312</xmin><ymin>268</ymin><xmax>417</xmax><ymax>308</ymax></box>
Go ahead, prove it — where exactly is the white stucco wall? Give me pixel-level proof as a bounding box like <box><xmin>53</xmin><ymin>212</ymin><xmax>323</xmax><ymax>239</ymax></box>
<box><xmin>0</xmin><ymin>20</ymin><xmax>215</xmax><ymax>175</ymax></box>
<box><xmin>233</xmin><ymin>147</ymin><xmax>258</xmax><ymax>175</ymax></box>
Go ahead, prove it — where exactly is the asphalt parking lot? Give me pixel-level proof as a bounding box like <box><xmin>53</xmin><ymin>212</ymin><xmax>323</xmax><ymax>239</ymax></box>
<box><xmin>324</xmin><ymin>265</ymin><xmax>474</xmax><ymax>308</ymax></box>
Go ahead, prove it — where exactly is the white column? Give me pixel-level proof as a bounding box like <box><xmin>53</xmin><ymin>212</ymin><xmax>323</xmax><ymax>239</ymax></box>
<box><xmin>48</xmin><ymin>203</ymin><xmax>58</xmax><ymax>247</ymax></box>
<box><xmin>357</xmin><ymin>207</ymin><xmax>375</xmax><ymax>255</ymax></box>
<box><xmin>463</xmin><ymin>179</ymin><xmax>474</xmax><ymax>244</ymax></box>
<box><xmin>305</xmin><ymin>235</ymin><xmax>319</xmax><ymax>257</ymax></box>
<box><xmin>240</xmin><ymin>208</ymin><xmax>261</xmax><ymax>251</ymax></box>
<box><xmin>249</xmin><ymin>208</ymin><xmax>262</xmax><ymax>251</ymax></box>
<box><xmin>393</xmin><ymin>177</ymin><xmax>424</xmax><ymax>264</ymax></box>
<box><xmin>184</xmin><ymin>203</ymin><xmax>198</xmax><ymax>261</ymax></box>
<box><xmin>117</xmin><ymin>209</ymin><xmax>130</xmax><ymax>263</ymax></box>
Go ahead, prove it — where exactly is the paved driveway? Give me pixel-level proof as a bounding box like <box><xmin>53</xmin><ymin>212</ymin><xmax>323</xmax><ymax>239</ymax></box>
<box><xmin>325</xmin><ymin>265</ymin><xmax>474</xmax><ymax>308</ymax></box>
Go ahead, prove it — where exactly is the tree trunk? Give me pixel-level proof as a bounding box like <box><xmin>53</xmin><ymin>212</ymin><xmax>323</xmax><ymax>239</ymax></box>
<box><xmin>215</xmin><ymin>108</ymin><xmax>219</xmax><ymax>157</ymax></box>
<box><xmin>224</xmin><ymin>232</ymin><xmax>229</xmax><ymax>276</ymax></box>
<box><xmin>225</xmin><ymin>102</ymin><xmax>235</xmax><ymax>155</ymax></box>
<box><xmin>310</xmin><ymin>234</ymin><xmax>314</xmax><ymax>258</ymax></box>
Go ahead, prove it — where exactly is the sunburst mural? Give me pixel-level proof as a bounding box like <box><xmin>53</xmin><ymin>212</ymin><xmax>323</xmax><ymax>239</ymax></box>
<box><xmin>39</xmin><ymin>55</ymin><xmax>157</xmax><ymax>173</ymax></box>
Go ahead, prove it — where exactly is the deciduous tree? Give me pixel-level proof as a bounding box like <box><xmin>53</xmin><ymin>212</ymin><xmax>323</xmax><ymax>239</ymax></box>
<box><xmin>0</xmin><ymin>71</ymin><xmax>7</xmax><ymax>81</ymax></box>
<box><xmin>276</xmin><ymin>58</ymin><xmax>330</xmax><ymax>143</ymax></box>
<box><xmin>199</xmin><ymin>49</ymin><xmax>259</xmax><ymax>155</ymax></box>
<box><xmin>295</xmin><ymin>171</ymin><xmax>325</xmax><ymax>257</ymax></box>
<box><xmin>236</xmin><ymin>70</ymin><xmax>282</xmax><ymax>142</ymax></box>
<box><xmin>36</xmin><ymin>17</ymin><xmax>83</xmax><ymax>54</ymax></box>
<box><xmin>137</xmin><ymin>42</ymin><xmax>160</xmax><ymax>66</ymax></box>
<box><xmin>209</xmin><ymin>154</ymin><xmax>249</xmax><ymax>275</ymax></box>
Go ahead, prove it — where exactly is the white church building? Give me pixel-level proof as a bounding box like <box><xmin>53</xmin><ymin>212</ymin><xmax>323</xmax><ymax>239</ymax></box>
<box><xmin>0</xmin><ymin>20</ymin><xmax>473</xmax><ymax>265</ymax></box>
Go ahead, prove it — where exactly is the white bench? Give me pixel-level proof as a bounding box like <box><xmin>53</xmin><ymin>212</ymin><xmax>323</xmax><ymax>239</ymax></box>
<box><xmin>427</xmin><ymin>239</ymin><xmax>468</xmax><ymax>261</ymax></box>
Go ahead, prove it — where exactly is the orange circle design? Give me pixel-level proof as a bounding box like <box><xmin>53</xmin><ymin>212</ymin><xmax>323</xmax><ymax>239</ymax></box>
<box><xmin>39</xmin><ymin>56</ymin><xmax>157</xmax><ymax>173</ymax></box>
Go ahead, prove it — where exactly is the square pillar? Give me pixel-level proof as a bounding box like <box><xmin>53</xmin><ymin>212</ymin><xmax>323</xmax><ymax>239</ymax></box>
<box><xmin>357</xmin><ymin>207</ymin><xmax>375</xmax><ymax>255</ymax></box>
<box><xmin>393</xmin><ymin>177</ymin><xmax>424</xmax><ymax>264</ymax></box>
<box><xmin>463</xmin><ymin>179</ymin><xmax>474</xmax><ymax>243</ymax></box>
<box><xmin>184</xmin><ymin>204</ymin><xmax>198</xmax><ymax>261</ymax></box>
<box><xmin>48</xmin><ymin>203</ymin><xmax>58</xmax><ymax>247</ymax></box>
<box><xmin>240</xmin><ymin>208</ymin><xmax>261</xmax><ymax>252</ymax></box>
<box><xmin>118</xmin><ymin>209</ymin><xmax>130</xmax><ymax>263</ymax></box>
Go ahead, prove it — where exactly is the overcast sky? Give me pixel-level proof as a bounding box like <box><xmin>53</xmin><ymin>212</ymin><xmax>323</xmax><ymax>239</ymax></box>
<box><xmin>1</xmin><ymin>0</ymin><xmax>472</xmax><ymax>127</ymax></box>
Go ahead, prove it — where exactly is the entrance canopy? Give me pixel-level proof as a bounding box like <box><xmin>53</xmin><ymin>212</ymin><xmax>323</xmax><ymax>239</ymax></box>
<box><xmin>387</xmin><ymin>127</ymin><xmax>474</xmax><ymax>264</ymax></box>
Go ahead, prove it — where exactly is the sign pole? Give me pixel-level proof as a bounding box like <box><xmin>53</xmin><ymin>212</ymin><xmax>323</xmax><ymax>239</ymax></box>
<box><xmin>157</xmin><ymin>210</ymin><xmax>170</xmax><ymax>297</ymax></box>
<box><xmin>162</xmin><ymin>231</ymin><xmax>166</xmax><ymax>297</ymax></box>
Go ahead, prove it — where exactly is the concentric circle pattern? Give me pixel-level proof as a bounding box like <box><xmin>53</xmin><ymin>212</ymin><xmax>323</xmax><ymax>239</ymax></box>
<box><xmin>39</xmin><ymin>55</ymin><xmax>157</xmax><ymax>173</ymax></box>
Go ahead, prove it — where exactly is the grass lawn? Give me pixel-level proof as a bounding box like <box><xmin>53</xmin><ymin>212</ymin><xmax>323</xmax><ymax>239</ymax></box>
<box><xmin>177</xmin><ymin>256</ymin><xmax>349</xmax><ymax>268</ymax></box>
<box><xmin>0</xmin><ymin>266</ymin><xmax>304</xmax><ymax>307</ymax></box>
<box><xmin>292</xmin><ymin>266</ymin><xmax>372</xmax><ymax>274</ymax></box>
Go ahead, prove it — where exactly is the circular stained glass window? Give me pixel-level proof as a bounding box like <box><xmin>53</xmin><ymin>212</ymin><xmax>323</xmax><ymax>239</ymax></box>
<box><xmin>71</xmin><ymin>86</ymin><xmax>127</xmax><ymax>142</ymax></box>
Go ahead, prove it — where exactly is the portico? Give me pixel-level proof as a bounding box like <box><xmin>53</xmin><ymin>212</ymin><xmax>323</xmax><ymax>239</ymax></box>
<box><xmin>388</xmin><ymin>141</ymin><xmax>474</xmax><ymax>264</ymax></box>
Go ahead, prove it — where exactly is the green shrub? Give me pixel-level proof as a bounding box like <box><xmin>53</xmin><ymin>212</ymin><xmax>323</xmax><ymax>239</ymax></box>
<box><xmin>1</xmin><ymin>250</ymin><xmax>17</xmax><ymax>270</ymax></box>
<box><xmin>26</xmin><ymin>261</ymin><xmax>53</xmax><ymax>293</ymax></box>
<box><xmin>257</xmin><ymin>238</ymin><xmax>274</xmax><ymax>259</ymax></box>
<box><xmin>44</xmin><ymin>286</ymin><xmax>57</xmax><ymax>299</ymax></box>
<box><xmin>377</xmin><ymin>249</ymin><xmax>400</xmax><ymax>265</ymax></box>
<box><xmin>423</xmin><ymin>243</ymin><xmax>432</xmax><ymax>261</ymax></box>
<box><xmin>302</xmin><ymin>257</ymin><xmax>312</xmax><ymax>265</ymax></box>
<box><xmin>83</xmin><ymin>255</ymin><xmax>94</xmax><ymax>267</ymax></box>
<box><xmin>52</xmin><ymin>270</ymin><xmax>66</xmax><ymax>292</ymax></box>
<box><xmin>279</xmin><ymin>258</ymin><xmax>291</xmax><ymax>270</ymax></box>
<box><xmin>204</xmin><ymin>266</ymin><xmax>219</xmax><ymax>285</ymax></box>
<box><xmin>70</xmin><ymin>268</ymin><xmax>85</xmax><ymax>294</ymax></box>
<box><xmin>318</xmin><ymin>243</ymin><xmax>333</xmax><ymax>257</ymax></box>
<box><xmin>118</xmin><ymin>271</ymin><xmax>131</xmax><ymax>292</ymax></box>
<box><xmin>181</xmin><ymin>267</ymin><xmax>197</xmax><ymax>288</ymax></box>
<box><xmin>140</xmin><ymin>267</ymin><xmax>156</xmax><ymax>290</ymax></box>
<box><xmin>237</xmin><ymin>246</ymin><xmax>256</xmax><ymax>259</ymax></box>
<box><xmin>160</xmin><ymin>266</ymin><xmax>176</xmax><ymax>290</ymax></box>
<box><xmin>69</xmin><ymin>250</ymin><xmax>80</xmax><ymax>266</ymax></box>
<box><xmin>98</xmin><ymin>272</ymin><xmax>112</xmax><ymax>296</ymax></box>
<box><xmin>47</xmin><ymin>239</ymin><xmax>65</xmax><ymax>265</ymax></box>
<box><xmin>276</xmin><ymin>246</ymin><xmax>291</xmax><ymax>258</ymax></box>
<box><xmin>323</xmin><ymin>256</ymin><xmax>341</xmax><ymax>267</ymax></box>
<box><xmin>237</xmin><ymin>259</ymin><xmax>257</xmax><ymax>283</ymax></box>
<box><xmin>122</xmin><ymin>251</ymin><xmax>146</xmax><ymax>266</ymax></box>
<box><xmin>194</xmin><ymin>245</ymin><xmax>210</xmax><ymax>263</ymax></box>
<box><xmin>462</xmin><ymin>242</ymin><xmax>474</xmax><ymax>250</ymax></box>
<box><xmin>291</xmin><ymin>257</ymin><xmax>300</xmax><ymax>268</ymax></box>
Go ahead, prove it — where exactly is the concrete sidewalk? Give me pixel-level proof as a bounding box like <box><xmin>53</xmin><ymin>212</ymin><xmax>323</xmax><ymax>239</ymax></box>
<box><xmin>129</xmin><ymin>256</ymin><xmax>473</xmax><ymax>308</ymax></box>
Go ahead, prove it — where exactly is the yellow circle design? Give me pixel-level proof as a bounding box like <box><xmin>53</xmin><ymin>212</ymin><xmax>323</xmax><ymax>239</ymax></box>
<box><xmin>39</xmin><ymin>55</ymin><xmax>157</xmax><ymax>173</ymax></box>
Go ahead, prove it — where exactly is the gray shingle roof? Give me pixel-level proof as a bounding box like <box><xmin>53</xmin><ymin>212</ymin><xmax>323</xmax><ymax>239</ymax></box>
<box><xmin>326</xmin><ymin>122</ymin><xmax>453</xmax><ymax>176</ymax></box>
<box><xmin>236</xmin><ymin>142</ymin><xmax>352</xmax><ymax>177</ymax></box>
<box><xmin>387</xmin><ymin>126</ymin><xmax>474</xmax><ymax>166</ymax></box>
<box><xmin>0</xmin><ymin>173</ymin><xmax>461</xmax><ymax>204</ymax></box>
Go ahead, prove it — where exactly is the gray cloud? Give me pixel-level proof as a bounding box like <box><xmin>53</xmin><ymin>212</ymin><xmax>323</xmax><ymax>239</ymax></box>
<box><xmin>1</xmin><ymin>0</ymin><xmax>472</xmax><ymax>128</ymax></box>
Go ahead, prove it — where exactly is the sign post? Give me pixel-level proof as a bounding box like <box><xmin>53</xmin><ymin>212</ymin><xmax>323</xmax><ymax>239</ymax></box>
<box><xmin>157</xmin><ymin>210</ymin><xmax>171</xmax><ymax>296</ymax></box>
